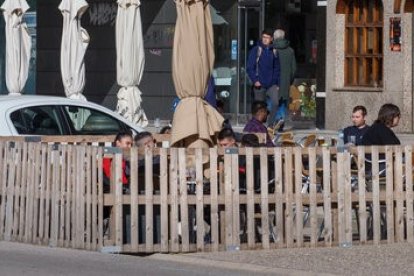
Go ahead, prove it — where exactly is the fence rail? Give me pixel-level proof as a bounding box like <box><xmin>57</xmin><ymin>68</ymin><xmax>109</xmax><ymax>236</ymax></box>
<box><xmin>0</xmin><ymin>140</ymin><xmax>413</xmax><ymax>253</ymax></box>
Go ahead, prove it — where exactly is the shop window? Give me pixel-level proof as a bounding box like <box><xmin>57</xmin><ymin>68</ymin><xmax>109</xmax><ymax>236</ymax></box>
<box><xmin>337</xmin><ymin>0</ymin><xmax>383</xmax><ymax>87</ymax></box>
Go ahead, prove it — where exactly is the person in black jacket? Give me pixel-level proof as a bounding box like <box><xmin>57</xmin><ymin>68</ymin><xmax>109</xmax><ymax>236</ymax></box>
<box><xmin>361</xmin><ymin>103</ymin><xmax>401</xmax><ymax>146</ymax></box>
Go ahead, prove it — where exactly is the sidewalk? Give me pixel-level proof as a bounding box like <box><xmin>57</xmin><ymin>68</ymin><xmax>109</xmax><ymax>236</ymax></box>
<box><xmin>151</xmin><ymin>243</ymin><xmax>414</xmax><ymax>275</ymax></box>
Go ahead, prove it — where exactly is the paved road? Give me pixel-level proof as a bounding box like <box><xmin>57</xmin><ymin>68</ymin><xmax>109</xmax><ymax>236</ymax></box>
<box><xmin>3</xmin><ymin>240</ymin><xmax>414</xmax><ymax>275</ymax></box>
<box><xmin>0</xmin><ymin>241</ymin><xmax>287</xmax><ymax>276</ymax></box>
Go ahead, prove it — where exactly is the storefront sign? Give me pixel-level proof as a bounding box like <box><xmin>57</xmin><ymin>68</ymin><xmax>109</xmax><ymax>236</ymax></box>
<box><xmin>390</xmin><ymin>17</ymin><xmax>401</xmax><ymax>52</ymax></box>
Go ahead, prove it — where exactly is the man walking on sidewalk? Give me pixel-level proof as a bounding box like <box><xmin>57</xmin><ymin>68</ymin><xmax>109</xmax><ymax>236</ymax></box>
<box><xmin>247</xmin><ymin>28</ymin><xmax>281</xmax><ymax>126</ymax></box>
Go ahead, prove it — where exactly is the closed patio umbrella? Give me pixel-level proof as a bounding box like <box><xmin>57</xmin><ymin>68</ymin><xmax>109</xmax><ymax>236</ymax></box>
<box><xmin>171</xmin><ymin>0</ymin><xmax>224</xmax><ymax>148</ymax></box>
<box><xmin>115</xmin><ymin>0</ymin><xmax>148</xmax><ymax>127</ymax></box>
<box><xmin>1</xmin><ymin>0</ymin><xmax>31</xmax><ymax>95</ymax></box>
<box><xmin>59</xmin><ymin>0</ymin><xmax>89</xmax><ymax>101</ymax></box>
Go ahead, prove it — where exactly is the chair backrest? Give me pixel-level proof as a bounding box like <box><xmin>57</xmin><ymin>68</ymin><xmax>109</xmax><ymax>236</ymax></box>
<box><xmin>302</xmin><ymin>134</ymin><xmax>317</xmax><ymax>147</ymax></box>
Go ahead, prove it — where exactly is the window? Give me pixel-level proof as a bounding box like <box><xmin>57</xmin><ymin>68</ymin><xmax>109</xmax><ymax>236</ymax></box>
<box><xmin>63</xmin><ymin>106</ymin><xmax>128</xmax><ymax>135</ymax></box>
<box><xmin>337</xmin><ymin>0</ymin><xmax>383</xmax><ymax>87</ymax></box>
<box><xmin>10</xmin><ymin>106</ymin><xmax>64</xmax><ymax>135</ymax></box>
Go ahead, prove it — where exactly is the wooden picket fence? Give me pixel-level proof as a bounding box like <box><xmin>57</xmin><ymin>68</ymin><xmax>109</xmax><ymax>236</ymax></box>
<box><xmin>0</xmin><ymin>139</ymin><xmax>414</xmax><ymax>253</ymax></box>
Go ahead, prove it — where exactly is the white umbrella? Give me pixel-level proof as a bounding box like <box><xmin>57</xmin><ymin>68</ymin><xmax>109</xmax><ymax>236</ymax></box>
<box><xmin>59</xmin><ymin>0</ymin><xmax>89</xmax><ymax>101</ymax></box>
<box><xmin>116</xmin><ymin>0</ymin><xmax>148</xmax><ymax>127</ymax></box>
<box><xmin>1</xmin><ymin>0</ymin><xmax>31</xmax><ymax>95</ymax></box>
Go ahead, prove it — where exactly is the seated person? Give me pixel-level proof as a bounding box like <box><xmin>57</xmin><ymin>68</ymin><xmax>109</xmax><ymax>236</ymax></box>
<box><xmin>361</xmin><ymin>104</ymin><xmax>401</xmax><ymax>178</ymax></box>
<box><xmin>217</xmin><ymin>128</ymin><xmax>237</xmax><ymax>148</ymax></box>
<box><xmin>134</xmin><ymin>131</ymin><xmax>155</xmax><ymax>149</ymax></box>
<box><xmin>134</xmin><ymin>131</ymin><xmax>160</xmax><ymax>193</ymax></box>
<box><xmin>243</xmin><ymin>101</ymin><xmax>274</xmax><ymax>147</ymax></box>
<box><xmin>343</xmin><ymin>105</ymin><xmax>369</xmax><ymax>145</ymax></box>
<box><xmin>103</xmin><ymin>131</ymin><xmax>133</xmax><ymax>193</ymax></box>
<box><xmin>361</xmin><ymin>103</ymin><xmax>400</xmax><ymax>146</ymax></box>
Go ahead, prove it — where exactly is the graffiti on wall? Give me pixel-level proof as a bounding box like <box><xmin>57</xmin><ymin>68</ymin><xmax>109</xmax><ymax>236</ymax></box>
<box><xmin>88</xmin><ymin>2</ymin><xmax>117</xmax><ymax>26</ymax></box>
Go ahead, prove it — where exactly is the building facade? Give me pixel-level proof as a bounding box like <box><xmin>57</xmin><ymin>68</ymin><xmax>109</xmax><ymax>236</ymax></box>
<box><xmin>326</xmin><ymin>0</ymin><xmax>413</xmax><ymax>132</ymax></box>
<box><xmin>2</xmin><ymin>0</ymin><xmax>325</xmax><ymax>126</ymax></box>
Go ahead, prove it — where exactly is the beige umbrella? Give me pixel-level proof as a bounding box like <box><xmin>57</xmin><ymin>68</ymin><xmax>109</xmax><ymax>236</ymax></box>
<box><xmin>59</xmin><ymin>0</ymin><xmax>89</xmax><ymax>101</ymax></box>
<box><xmin>1</xmin><ymin>0</ymin><xmax>31</xmax><ymax>95</ymax></box>
<box><xmin>115</xmin><ymin>0</ymin><xmax>148</xmax><ymax>127</ymax></box>
<box><xmin>171</xmin><ymin>0</ymin><xmax>224</xmax><ymax>148</ymax></box>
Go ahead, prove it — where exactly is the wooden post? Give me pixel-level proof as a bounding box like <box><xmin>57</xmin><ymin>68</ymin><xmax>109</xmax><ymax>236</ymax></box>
<box><xmin>322</xmin><ymin>147</ymin><xmax>332</xmax><ymax>246</ymax></box>
<box><xmin>336</xmin><ymin>153</ymin><xmax>345</xmax><ymax>245</ymax></box>
<box><xmin>224</xmin><ymin>152</ymin><xmax>233</xmax><ymax>249</ymax></box>
<box><xmin>284</xmin><ymin>148</ymin><xmax>293</xmax><ymax>248</ymax></box>
<box><xmin>178</xmin><ymin>148</ymin><xmax>189</xmax><ymax>252</ymax></box>
<box><xmin>160</xmin><ymin>148</ymin><xmax>169</xmax><ymax>253</ymax></box>
<box><xmin>209</xmin><ymin>148</ymin><xmax>219</xmax><ymax>252</ymax></box>
<box><xmin>169</xmin><ymin>148</ymin><xmax>179</xmax><ymax>253</ymax></box>
<box><xmin>196</xmin><ymin>149</ymin><xmax>205</xmax><ymax>251</ymax></box>
<box><xmin>246</xmin><ymin>147</ymin><xmax>255</xmax><ymax>249</ymax></box>
<box><xmin>145</xmin><ymin>147</ymin><xmax>154</xmax><ymax>253</ymax></box>
<box><xmin>308</xmin><ymin>147</ymin><xmax>318</xmax><ymax>247</ymax></box>
<box><xmin>260</xmin><ymin>147</ymin><xmax>270</xmax><ymax>249</ymax></box>
<box><xmin>371</xmin><ymin>146</ymin><xmax>381</xmax><ymax>245</ymax></box>
<box><xmin>394</xmin><ymin>146</ymin><xmax>404</xmax><ymax>242</ymax></box>
<box><xmin>18</xmin><ymin>143</ymin><xmax>28</xmax><ymax>242</ymax></box>
<box><xmin>274</xmin><ymin>148</ymin><xmax>284</xmax><ymax>247</ymax></box>
<box><xmin>385</xmin><ymin>146</ymin><xmax>394</xmax><ymax>244</ymax></box>
<box><xmin>405</xmin><ymin>146</ymin><xmax>413</xmax><ymax>242</ymax></box>
<box><xmin>357</xmin><ymin>147</ymin><xmax>367</xmax><ymax>244</ymax></box>
<box><xmin>232</xmin><ymin>152</ymin><xmax>240</xmax><ymax>248</ymax></box>
<box><xmin>294</xmin><ymin>147</ymin><xmax>303</xmax><ymax>247</ymax></box>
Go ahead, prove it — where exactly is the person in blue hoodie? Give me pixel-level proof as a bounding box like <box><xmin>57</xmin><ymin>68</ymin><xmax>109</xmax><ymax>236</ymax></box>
<box><xmin>247</xmin><ymin>28</ymin><xmax>281</xmax><ymax>126</ymax></box>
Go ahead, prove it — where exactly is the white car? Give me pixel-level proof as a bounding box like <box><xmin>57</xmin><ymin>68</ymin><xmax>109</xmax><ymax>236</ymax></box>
<box><xmin>0</xmin><ymin>95</ymin><xmax>144</xmax><ymax>136</ymax></box>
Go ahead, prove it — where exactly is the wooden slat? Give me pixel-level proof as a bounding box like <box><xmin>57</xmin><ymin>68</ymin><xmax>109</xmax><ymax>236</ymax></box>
<box><xmin>394</xmin><ymin>146</ymin><xmax>404</xmax><ymax>242</ymax></box>
<box><xmin>357</xmin><ymin>147</ymin><xmax>367</xmax><ymax>243</ymax></box>
<box><xmin>178</xmin><ymin>148</ymin><xmax>189</xmax><ymax>252</ymax></box>
<box><xmin>371</xmin><ymin>146</ymin><xmax>381</xmax><ymax>244</ymax></box>
<box><xmin>26</xmin><ymin>143</ymin><xmax>36</xmax><ymax>244</ymax></box>
<box><xmin>91</xmin><ymin>146</ymin><xmax>98</xmax><ymax>250</ymax></box>
<box><xmin>58</xmin><ymin>146</ymin><xmax>66</xmax><ymax>247</ymax></box>
<box><xmin>18</xmin><ymin>143</ymin><xmax>28</xmax><ymax>242</ymax></box>
<box><xmin>12</xmin><ymin>143</ymin><xmax>22</xmax><ymax>240</ymax></box>
<box><xmin>337</xmin><ymin>153</ymin><xmax>345</xmax><ymax>245</ymax></box>
<box><xmin>224</xmin><ymin>152</ymin><xmax>233</xmax><ymax>249</ymax></box>
<box><xmin>38</xmin><ymin>144</ymin><xmax>47</xmax><ymax>244</ymax></box>
<box><xmin>385</xmin><ymin>146</ymin><xmax>394</xmax><ymax>244</ymax></box>
<box><xmin>196</xmin><ymin>149</ymin><xmax>205</xmax><ymax>251</ymax></box>
<box><xmin>209</xmin><ymin>148</ymin><xmax>219</xmax><ymax>252</ymax></box>
<box><xmin>97</xmin><ymin>147</ymin><xmax>104</xmax><ymax>250</ymax></box>
<box><xmin>32</xmin><ymin>143</ymin><xmax>42</xmax><ymax>243</ymax></box>
<box><xmin>159</xmin><ymin>148</ymin><xmax>169</xmax><ymax>252</ymax></box>
<box><xmin>343</xmin><ymin>152</ymin><xmax>352</xmax><ymax>244</ymax></box>
<box><xmin>70</xmin><ymin>145</ymin><xmax>77</xmax><ymax>248</ymax></box>
<box><xmin>145</xmin><ymin>147</ymin><xmax>154</xmax><ymax>252</ymax></box>
<box><xmin>246</xmin><ymin>147</ymin><xmax>255</xmax><ymax>249</ymax></box>
<box><xmin>274</xmin><ymin>148</ymin><xmax>284</xmax><ymax>246</ymax></box>
<box><xmin>129</xmin><ymin>147</ymin><xmax>139</xmax><ymax>252</ymax></box>
<box><xmin>308</xmin><ymin>147</ymin><xmax>318</xmax><ymax>247</ymax></box>
<box><xmin>78</xmin><ymin>146</ymin><xmax>86</xmax><ymax>249</ymax></box>
<box><xmin>405</xmin><ymin>146</ymin><xmax>414</xmax><ymax>242</ymax></box>
<box><xmin>44</xmin><ymin>145</ymin><xmax>53</xmax><ymax>245</ymax></box>
<box><xmin>0</xmin><ymin>143</ymin><xmax>9</xmax><ymax>240</ymax></box>
<box><xmin>294</xmin><ymin>147</ymin><xmax>303</xmax><ymax>247</ymax></box>
<box><xmin>113</xmin><ymin>152</ymin><xmax>123</xmax><ymax>249</ymax></box>
<box><xmin>322</xmin><ymin>147</ymin><xmax>332</xmax><ymax>246</ymax></box>
<box><xmin>85</xmin><ymin>146</ymin><xmax>92</xmax><ymax>249</ymax></box>
<box><xmin>284</xmin><ymin>148</ymin><xmax>293</xmax><ymax>248</ymax></box>
<box><xmin>231</xmin><ymin>153</ymin><xmax>240</xmax><ymax>248</ymax></box>
<box><xmin>169</xmin><ymin>148</ymin><xmax>179</xmax><ymax>252</ymax></box>
<box><xmin>260</xmin><ymin>147</ymin><xmax>270</xmax><ymax>249</ymax></box>
<box><xmin>5</xmin><ymin>143</ymin><xmax>17</xmax><ymax>241</ymax></box>
<box><xmin>50</xmin><ymin>146</ymin><xmax>60</xmax><ymax>247</ymax></box>
<box><xmin>64</xmin><ymin>145</ymin><xmax>72</xmax><ymax>247</ymax></box>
